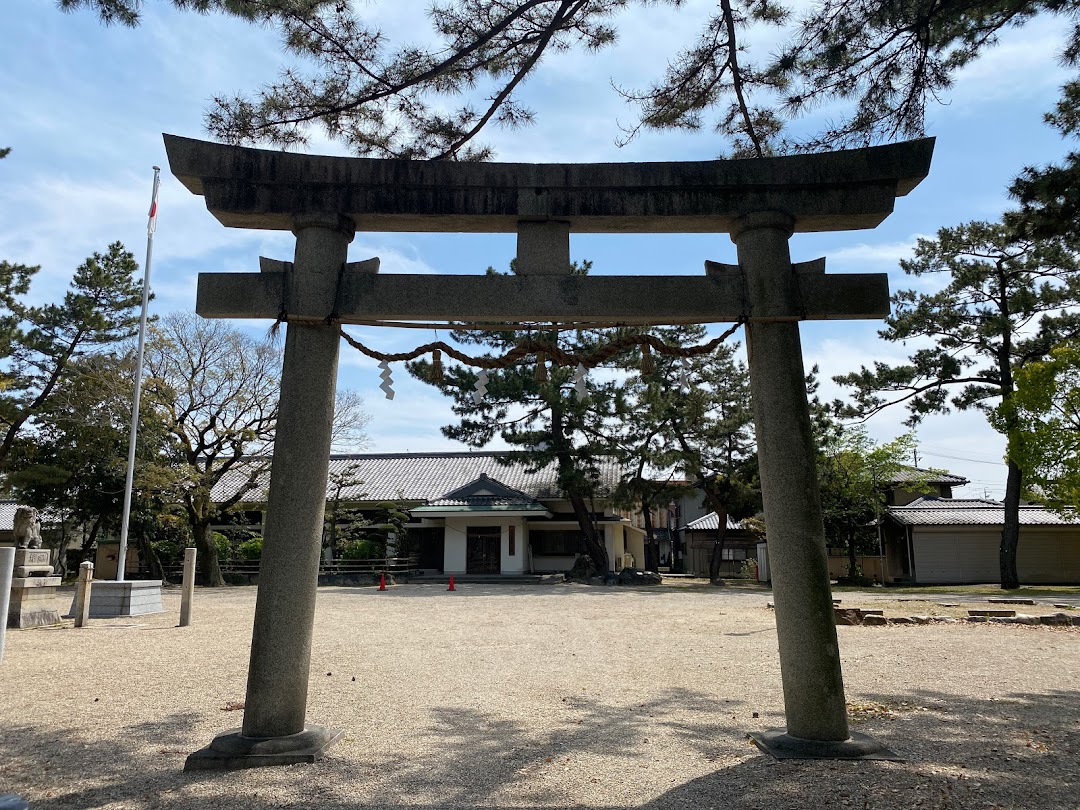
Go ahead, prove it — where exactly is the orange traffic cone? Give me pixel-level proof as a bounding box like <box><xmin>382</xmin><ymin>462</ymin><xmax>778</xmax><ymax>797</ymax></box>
<box><xmin>447</xmin><ymin>576</ymin><xmax>456</xmax><ymax>592</ymax></box>
<box><xmin>378</xmin><ymin>573</ymin><xmax>386</xmax><ymax>591</ymax></box>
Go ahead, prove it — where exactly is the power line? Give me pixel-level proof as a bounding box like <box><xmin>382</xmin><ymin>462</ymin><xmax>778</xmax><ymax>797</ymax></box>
<box><xmin>920</xmin><ymin>450</ymin><xmax>1003</xmax><ymax>466</ymax></box>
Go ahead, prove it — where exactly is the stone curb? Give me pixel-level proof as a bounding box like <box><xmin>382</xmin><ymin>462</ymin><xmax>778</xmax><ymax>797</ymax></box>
<box><xmin>831</xmin><ymin>607</ymin><xmax>1080</xmax><ymax>627</ymax></box>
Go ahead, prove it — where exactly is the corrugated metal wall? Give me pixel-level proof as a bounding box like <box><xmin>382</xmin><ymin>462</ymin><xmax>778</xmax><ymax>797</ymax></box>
<box><xmin>912</xmin><ymin>527</ymin><xmax>1080</xmax><ymax>584</ymax></box>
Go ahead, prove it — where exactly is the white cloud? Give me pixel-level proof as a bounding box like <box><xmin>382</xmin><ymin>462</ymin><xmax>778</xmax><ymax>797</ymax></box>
<box><xmin>948</xmin><ymin>17</ymin><xmax>1071</xmax><ymax>109</ymax></box>
<box><xmin>827</xmin><ymin>238</ymin><xmax>923</xmax><ymax>268</ymax></box>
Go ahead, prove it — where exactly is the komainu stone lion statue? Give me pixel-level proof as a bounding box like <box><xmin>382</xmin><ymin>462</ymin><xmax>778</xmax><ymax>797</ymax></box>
<box><xmin>14</xmin><ymin>506</ymin><xmax>42</xmax><ymax>549</ymax></box>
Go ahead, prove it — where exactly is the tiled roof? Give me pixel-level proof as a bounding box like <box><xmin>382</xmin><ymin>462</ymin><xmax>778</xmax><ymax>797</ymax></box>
<box><xmin>887</xmin><ymin>496</ymin><xmax>1080</xmax><ymax>526</ymax></box>
<box><xmin>681</xmin><ymin>512</ymin><xmax>744</xmax><ymax>532</ymax></box>
<box><xmin>0</xmin><ymin>501</ymin><xmax>60</xmax><ymax>532</ymax></box>
<box><xmin>210</xmin><ymin>452</ymin><xmax>626</xmax><ymax>505</ymax></box>
<box><xmin>888</xmin><ymin>467</ymin><xmax>969</xmax><ymax>486</ymax></box>
<box><xmin>0</xmin><ymin>501</ymin><xmax>19</xmax><ymax>532</ymax></box>
<box><xmin>419</xmin><ymin>495</ymin><xmax>548</xmax><ymax>510</ymax></box>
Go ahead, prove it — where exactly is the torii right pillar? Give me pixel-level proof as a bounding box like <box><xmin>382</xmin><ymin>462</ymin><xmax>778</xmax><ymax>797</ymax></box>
<box><xmin>736</xmin><ymin>211</ymin><xmax>894</xmax><ymax>759</ymax></box>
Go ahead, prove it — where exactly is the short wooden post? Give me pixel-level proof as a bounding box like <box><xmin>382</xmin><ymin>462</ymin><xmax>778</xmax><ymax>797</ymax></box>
<box><xmin>180</xmin><ymin>547</ymin><xmax>197</xmax><ymax>627</ymax></box>
<box><xmin>74</xmin><ymin>561</ymin><xmax>94</xmax><ymax>628</ymax></box>
<box><xmin>0</xmin><ymin>547</ymin><xmax>14</xmax><ymax>662</ymax></box>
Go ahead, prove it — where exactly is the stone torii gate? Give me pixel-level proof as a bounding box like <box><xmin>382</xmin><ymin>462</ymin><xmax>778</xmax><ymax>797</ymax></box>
<box><xmin>166</xmin><ymin>134</ymin><xmax>934</xmax><ymax>770</ymax></box>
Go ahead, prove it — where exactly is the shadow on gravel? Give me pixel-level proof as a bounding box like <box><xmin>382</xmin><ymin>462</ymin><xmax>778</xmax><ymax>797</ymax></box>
<box><xmin>2</xmin><ymin>689</ymin><xmax>1077</xmax><ymax>809</ymax></box>
<box><xmin>325</xmin><ymin>583</ymin><xmax>771</xmax><ymax>600</ymax></box>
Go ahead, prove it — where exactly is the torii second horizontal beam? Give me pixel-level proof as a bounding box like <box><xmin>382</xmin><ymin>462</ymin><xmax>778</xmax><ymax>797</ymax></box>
<box><xmin>196</xmin><ymin>269</ymin><xmax>889</xmax><ymax>325</ymax></box>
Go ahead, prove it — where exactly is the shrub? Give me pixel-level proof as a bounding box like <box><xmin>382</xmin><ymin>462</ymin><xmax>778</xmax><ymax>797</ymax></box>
<box><xmin>340</xmin><ymin>538</ymin><xmax>382</xmax><ymax>560</ymax></box>
<box><xmin>235</xmin><ymin>536</ymin><xmax>263</xmax><ymax>561</ymax></box>
<box><xmin>148</xmin><ymin>519</ymin><xmax>193</xmax><ymax>568</ymax></box>
<box><xmin>212</xmin><ymin>531</ymin><xmax>231</xmax><ymax>562</ymax></box>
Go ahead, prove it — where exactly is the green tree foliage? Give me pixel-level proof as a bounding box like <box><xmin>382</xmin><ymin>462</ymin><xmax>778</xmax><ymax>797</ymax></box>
<box><xmin>143</xmin><ymin>312</ymin><xmax>282</xmax><ymax>587</ymax></box>
<box><xmin>405</xmin><ymin>264</ymin><xmax>619</xmax><ymax>572</ymax></box>
<box><xmin>816</xmin><ymin>429</ymin><xmax>923</xmax><ymax>580</ymax></box>
<box><xmin>235</xmin><ymin>535</ymin><xmax>263</xmax><ymax>560</ymax></box>
<box><xmin>323</xmin><ymin>462</ymin><xmax>368</xmax><ymax>555</ymax></box>
<box><xmin>613</xmin><ymin>325</ymin><xmax>757</xmax><ymax>580</ymax></box>
<box><xmin>1012</xmin><ymin>80</ymin><xmax>1080</xmax><ymax>239</ymax></box>
<box><xmin>0</xmin><ymin>242</ymin><xmax>144</xmax><ymax>472</ymax></box>
<box><xmin>56</xmin><ymin>0</ymin><xmax>334</xmax><ymax>28</ymax></box>
<box><xmin>67</xmin><ymin>0</ymin><xmax>1080</xmax><ymax>159</ymax></box>
<box><xmin>835</xmin><ymin>220</ymin><xmax>1080</xmax><ymax>588</ymax></box>
<box><xmin>5</xmin><ymin>351</ymin><xmax>169</xmax><ymax>576</ymax></box>
<box><xmin>995</xmin><ymin>340</ymin><xmax>1080</xmax><ymax>512</ymax></box>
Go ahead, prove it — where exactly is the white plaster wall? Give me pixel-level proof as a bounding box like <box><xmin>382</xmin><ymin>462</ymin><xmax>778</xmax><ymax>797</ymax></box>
<box><xmin>502</xmin><ymin>518</ymin><xmax>526</xmax><ymax>574</ymax></box>
<box><xmin>532</xmin><ymin>555</ymin><xmax>576</xmax><ymax>573</ymax></box>
<box><xmin>625</xmin><ymin>528</ymin><xmax>645</xmax><ymax>569</ymax></box>
<box><xmin>604</xmin><ymin>524</ymin><xmax>617</xmax><ymax>572</ymax></box>
<box><xmin>443</xmin><ymin>520</ymin><xmax>467</xmax><ymax>574</ymax></box>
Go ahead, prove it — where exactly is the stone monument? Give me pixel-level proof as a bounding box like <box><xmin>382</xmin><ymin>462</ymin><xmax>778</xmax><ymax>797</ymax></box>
<box><xmin>7</xmin><ymin>507</ymin><xmax>62</xmax><ymax>629</ymax></box>
<box><xmin>167</xmin><ymin>134</ymin><xmax>932</xmax><ymax>768</ymax></box>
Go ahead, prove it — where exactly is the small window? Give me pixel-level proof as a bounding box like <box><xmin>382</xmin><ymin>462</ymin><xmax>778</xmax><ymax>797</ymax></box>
<box><xmin>531</xmin><ymin>530</ymin><xmax>586</xmax><ymax>556</ymax></box>
<box><xmin>509</xmin><ymin>525</ymin><xmax>516</xmax><ymax>556</ymax></box>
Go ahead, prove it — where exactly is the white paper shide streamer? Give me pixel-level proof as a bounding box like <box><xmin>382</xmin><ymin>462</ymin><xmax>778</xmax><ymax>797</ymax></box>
<box><xmin>472</xmin><ymin>369</ymin><xmax>489</xmax><ymax>404</ymax></box>
<box><xmin>379</xmin><ymin>360</ymin><xmax>395</xmax><ymax>400</ymax></box>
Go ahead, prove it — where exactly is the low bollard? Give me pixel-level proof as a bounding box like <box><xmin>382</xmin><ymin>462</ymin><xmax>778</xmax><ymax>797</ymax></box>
<box><xmin>0</xmin><ymin>547</ymin><xmax>14</xmax><ymax>662</ymax></box>
<box><xmin>74</xmin><ymin>561</ymin><xmax>93</xmax><ymax>628</ymax></box>
<box><xmin>179</xmin><ymin>547</ymin><xmax>196</xmax><ymax>627</ymax></box>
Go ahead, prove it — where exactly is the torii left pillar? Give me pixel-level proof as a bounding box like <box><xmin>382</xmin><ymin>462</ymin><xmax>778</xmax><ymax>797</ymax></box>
<box><xmin>185</xmin><ymin>214</ymin><xmax>355</xmax><ymax>770</ymax></box>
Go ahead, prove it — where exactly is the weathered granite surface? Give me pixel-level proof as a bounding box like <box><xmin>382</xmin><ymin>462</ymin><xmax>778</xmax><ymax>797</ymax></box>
<box><xmin>164</xmin><ymin>134</ymin><xmax>934</xmax><ymax>234</ymax></box>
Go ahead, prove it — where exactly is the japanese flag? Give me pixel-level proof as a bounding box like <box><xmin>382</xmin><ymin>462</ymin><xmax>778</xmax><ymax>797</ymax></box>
<box><xmin>147</xmin><ymin>167</ymin><xmax>161</xmax><ymax>236</ymax></box>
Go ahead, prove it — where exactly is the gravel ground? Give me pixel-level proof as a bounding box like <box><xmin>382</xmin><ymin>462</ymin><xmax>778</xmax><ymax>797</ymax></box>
<box><xmin>1</xmin><ymin>582</ymin><xmax>1078</xmax><ymax>810</ymax></box>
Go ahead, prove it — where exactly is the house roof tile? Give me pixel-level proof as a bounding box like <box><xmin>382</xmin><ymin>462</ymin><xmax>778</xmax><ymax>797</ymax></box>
<box><xmin>888</xmin><ymin>467</ymin><xmax>969</xmax><ymax>486</ymax></box>
<box><xmin>886</xmin><ymin>496</ymin><xmax>1080</xmax><ymax>526</ymax></box>
<box><xmin>681</xmin><ymin>512</ymin><xmax>744</xmax><ymax>532</ymax></box>
<box><xmin>210</xmin><ymin>452</ymin><xmax>626</xmax><ymax>505</ymax></box>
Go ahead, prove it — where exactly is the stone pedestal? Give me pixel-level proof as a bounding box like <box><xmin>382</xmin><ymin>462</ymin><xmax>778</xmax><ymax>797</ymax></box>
<box><xmin>185</xmin><ymin>725</ymin><xmax>342</xmax><ymax>771</ymax></box>
<box><xmin>8</xmin><ymin>576</ymin><xmax>63</xmax><ymax>629</ymax></box>
<box><xmin>69</xmin><ymin>580</ymin><xmax>163</xmax><ymax>618</ymax></box>
<box><xmin>13</xmin><ymin>548</ymin><xmax>53</xmax><ymax>577</ymax></box>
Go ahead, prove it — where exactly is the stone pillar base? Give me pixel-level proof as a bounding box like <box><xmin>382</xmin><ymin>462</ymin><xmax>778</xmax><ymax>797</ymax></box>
<box><xmin>7</xmin><ymin>577</ymin><xmax>63</xmax><ymax>629</ymax></box>
<box><xmin>184</xmin><ymin>725</ymin><xmax>342</xmax><ymax>771</ymax></box>
<box><xmin>749</xmin><ymin>728</ymin><xmax>900</xmax><ymax>760</ymax></box>
<box><xmin>69</xmin><ymin>580</ymin><xmax>163</xmax><ymax>618</ymax></box>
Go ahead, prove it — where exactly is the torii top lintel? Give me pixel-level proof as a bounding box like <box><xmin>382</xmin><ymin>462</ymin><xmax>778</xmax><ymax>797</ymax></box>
<box><xmin>163</xmin><ymin>134</ymin><xmax>934</xmax><ymax>234</ymax></box>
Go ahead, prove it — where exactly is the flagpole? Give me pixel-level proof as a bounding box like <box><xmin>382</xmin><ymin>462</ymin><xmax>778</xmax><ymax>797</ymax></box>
<box><xmin>117</xmin><ymin>166</ymin><xmax>160</xmax><ymax>582</ymax></box>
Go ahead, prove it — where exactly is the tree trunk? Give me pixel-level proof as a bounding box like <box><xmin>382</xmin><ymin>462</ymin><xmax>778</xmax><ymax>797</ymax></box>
<box><xmin>568</xmin><ymin>489</ymin><xmax>609</xmax><ymax>573</ymax></box>
<box><xmin>1000</xmin><ymin>458</ymin><xmax>1022</xmax><ymax>589</ymax></box>
<box><xmin>549</xmin><ymin>394</ymin><xmax>608</xmax><ymax>573</ymax></box>
<box><xmin>847</xmin><ymin>529</ymin><xmax>858</xmax><ymax>579</ymax></box>
<box><xmin>136</xmin><ymin>530</ymin><xmax>166</xmax><ymax>582</ymax></box>
<box><xmin>708</xmin><ymin>512</ymin><xmax>729</xmax><ymax>584</ymax></box>
<box><xmin>80</xmin><ymin>518</ymin><xmax>101</xmax><ymax>566</ymax></box>
<box><xmin>193</xmin><ymin>521</ymin><xmax>226</xmax><ymax>587</ymax></box>
<box><xmin>641</xmin><ymin>495</ymin><xmax>660</xmax><ymax>571</ymax></box>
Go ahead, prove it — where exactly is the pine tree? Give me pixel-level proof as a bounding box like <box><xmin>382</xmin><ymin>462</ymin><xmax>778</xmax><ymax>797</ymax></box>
<box><xmin>405</xmin><ymin>264</ymin><xmax>622</xmax><ymax>573</ymax></box>
<box><xmin>834</xmin><ymin>220</ymin><xmax>1080</xmax><ymax>589</ymax></box>
<box><xmin>0</xmin><ymin>242</ymin><xmax>144</xmax><ymax>472</ymax></box>
<box><xmin>616</xmin><ymin>326</ymin><xmax>758</xmax><ymax>581</ymax></box>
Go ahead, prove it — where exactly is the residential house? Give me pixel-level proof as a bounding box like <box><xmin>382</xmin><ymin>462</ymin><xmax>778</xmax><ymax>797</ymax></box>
<box><xmin>884</xmin><ymin>468</ymin><xmax>969</xmax><ymax>506</ymax></box>
<box><xmin>679</xmin><ymin>512</ymin><xmax>757</xmax><ymax>577</ymax></box>
<box><xmin>212</xmin><ymin>452</ymin><xmax>645</xmax><ymax>576</ymax></box>
<box><xmin>881</xmin><ymin>496</ymin><xmax>1080</xmax><ymax>584</ymax></box>
<box><xmin>825</xmin><ymin>467</ymin><xmax>971</xmax><ymax>582</ymax></box>
<box><xmin>627</xmin><ymin>481</ymin><xmax>719</xmax><ymax>572</ymax></box>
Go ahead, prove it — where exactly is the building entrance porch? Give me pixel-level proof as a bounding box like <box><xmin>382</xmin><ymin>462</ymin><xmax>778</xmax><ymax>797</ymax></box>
<box><xmin>466</xmin><ymin>527</ymin><xmax>501</xmax><ymax>575</ymax></box>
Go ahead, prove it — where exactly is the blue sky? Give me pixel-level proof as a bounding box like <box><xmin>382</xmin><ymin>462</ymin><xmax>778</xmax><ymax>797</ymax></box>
<box><xmin>3</xmin><ymin>0</ymin><xmax>1076</xmax><ymax>498</ymax></box>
